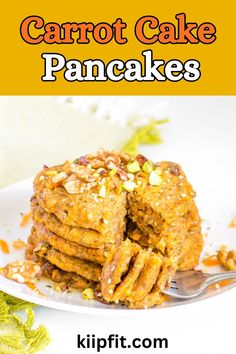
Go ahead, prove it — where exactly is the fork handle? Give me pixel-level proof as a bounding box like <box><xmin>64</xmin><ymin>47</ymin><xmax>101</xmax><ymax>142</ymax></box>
<box><xmin>206</xmin><ymin>271</ymin><xmax>236</xmax><ymax>286</ymax></box>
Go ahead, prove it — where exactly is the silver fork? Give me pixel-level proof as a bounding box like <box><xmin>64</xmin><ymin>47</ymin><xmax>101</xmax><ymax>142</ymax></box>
<box><xmin>163</xmin><ymin>270</ymin><xmax>236</xmax><ymax>299</ymax></box>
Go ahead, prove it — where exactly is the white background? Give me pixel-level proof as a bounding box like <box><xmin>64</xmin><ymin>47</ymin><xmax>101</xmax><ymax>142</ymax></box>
<box><xmin>0</xmin><ymin>96</ymin><xmax>236</xmax><ymax>353</ymax></box>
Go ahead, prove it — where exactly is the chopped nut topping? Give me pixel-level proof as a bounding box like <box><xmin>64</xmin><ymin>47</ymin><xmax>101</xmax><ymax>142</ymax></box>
<box><xmin>106</xmin><ymin>161</ymin><xmax>117</xmax><ymax>170</ymax></box>
<box><xmin>52</xmin><ymin>171</ymin><xmax>68</xmax><ymax>184</ymax></box>
<box><xmin>105</xmin><ymin>155</ymin><xmax>121</xmax><ymax>167</ymax></box>
<box><xmin>97</xmin><ymin>168</ymin><xmax>107</xmax><ymax>175</ymax></box>
<box><xmin>11</xmin><ymin>273</ymin><xmax>25</xmax><ymax>283</ymax></box>
<box><xmin>135</xmin><ymin>154</ymin><xmax>148</xmax><ymax>166</ymax></box>
<box><xmin>46</xmin><ymin>170</ymin><xmax>58</xmax><ymax>177</ymax></box>
<box><xmin>149</xmin><ymin>171</ymin><xmax>163</xmax><ymax>186</ymax></box>
<box><xmin>109</xmin><ymin>168</ymin><xmax>117</xmax><ymax>177</ymax></box>
<box><xmin>127</xmin><ymin>161</ymin><xmax>141</xmax><ymax>173</ymax></box>
<box><xmin>78</xmin><ymin>156</ymin><xmax>89</xmax><ymax>165</ymax></box>
<box><xmin>69</xmin><ymin>165</ymin><xmax>96</xmax><ymax>182</ymax></box>
<box><xmin>155</xmin><ymin>167</ymin><xmax>162</xmax><ymax>175</ymax></box>
<box><xmin>167</xmin><ymin>163</ymin><xmax>180</xmax><ymax>176</ymax></box>
<box><xmin>98</xmin><ymin>186</ymin><xmax>106</xmax><ymax>198</ymax></box>
<box><xmin>90</xmin><ymin>159</ymin><xmax>105</xmax><ymax>169</ymax></box>
<box><xmin>54</xmin><ymin>282</ymin><xmax>68</xmax><ymax>292</ymax></box>
<box><xmin>82</xmin><ymin>288</ymin><xmax>94</xmax><ymax>300</ymax></box>
<box><xmin>63</xmin><ymin>180</ymin><xmax>81</xmax><ymax>194</ymax></box>
<box><xmin>118</xmin><ymin>151</ymin><xmax>130</xmax><ymax>162</ymax></box>
<box><xmin>2</xmin><ymin>260</ymin><xmax>41</xmax><ymax>284</ymax></box>
<box><xmin>123</xmin><ymin>181</ymin><xmax>136</xmax><ymax>192</ymax></box>
<box><xmin>127</xmin><ymin>173</ymin><xmax>135</xmax><ymax>181</ymax></box>
<box><xmin>217</xmin><ymin>246</ymin><xmax>236</xmax><ymax>271</ymax></box>
<box><xmin>142</xmin><ymin>161</ymin><xmax>153</xmax><ymax>174</ymax></box>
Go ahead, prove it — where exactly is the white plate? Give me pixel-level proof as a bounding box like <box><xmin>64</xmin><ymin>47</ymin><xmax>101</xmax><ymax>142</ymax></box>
<box><xmin>1</xmin><ymin>100</ymin><xmax>236</xmax><ymax>315</ymax></box>
<box><xmin>0</xmin><ymin>174</ymin><xmax>235</xmax><ymax>316</ymax></box>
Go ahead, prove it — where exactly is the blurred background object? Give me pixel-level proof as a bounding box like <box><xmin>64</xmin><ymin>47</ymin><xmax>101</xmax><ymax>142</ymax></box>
<box><xmin>0</xmin><ymin>96</ymin><xmax>235</xmax><ymax>192</ymax></box>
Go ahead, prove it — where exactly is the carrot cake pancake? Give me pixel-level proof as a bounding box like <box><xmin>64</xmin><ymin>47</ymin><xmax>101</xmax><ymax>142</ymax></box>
<box><xmin>25</xmin><ymin>150</ymin><xmax>203</xmax><ymax>309</ymax></box>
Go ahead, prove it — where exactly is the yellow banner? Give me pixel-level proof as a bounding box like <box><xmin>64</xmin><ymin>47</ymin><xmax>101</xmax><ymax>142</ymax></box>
<box><xmin>1</xmin><ymin>0</ymin><xmax>235</xmax><ymax>95</ymax></box>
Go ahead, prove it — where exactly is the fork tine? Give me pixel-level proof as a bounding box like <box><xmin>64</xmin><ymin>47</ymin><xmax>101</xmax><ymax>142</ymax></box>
<box><xmin>163</xmin><ymin>287</ymin><xmax>181</xmax><ymax>297</ymax></box>
<box><xmin>164</xmin><ymin>270</ymin><xmax>215</xmax><ymax>299</ymax></box>
<box><xmin>170</xmin><ymin>279</ymin><xmax>179</xmax><ymax>289</ymax></box>
<box><xmin>170</xmin><ymin>285</ymin><xmax>179</xmax><ymax>290</ymax></box>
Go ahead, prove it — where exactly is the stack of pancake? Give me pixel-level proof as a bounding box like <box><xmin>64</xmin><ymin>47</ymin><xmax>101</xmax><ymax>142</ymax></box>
<box><xmin>26</xmin><ymin>152</ymin><xmax>128</xmax><ymax>291</ymax></box>
<box><xmin>26</xmin><ymin>150</ymin><xmax>203</xmax><ymax>308</ymax></box>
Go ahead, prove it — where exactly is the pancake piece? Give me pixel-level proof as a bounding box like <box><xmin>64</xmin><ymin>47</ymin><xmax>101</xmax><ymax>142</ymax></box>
<box><xmin>33</xmin><ymin>151</ymin><xmax>128</xmax><ymax>244</ymax></box>
<box><xmin>32</xmin><ymin>222</ymin><xmax>105</xmax><ymax>264</ymax></box>
<box><xmin>31</xmin><ymin>197</ymin><xmax>105</xmax><ymax>249</ymax></box>
<box><xmin>101</xmin><ymin>239</ymin><xmax>139</xmax><ymax>302</ymax></box>
<box><xmin>126</xmin><ymin>251</ymin><xmax>163</xmax><ymax>303</ymax></box>
<box><xmin>112</xmin><ymin>249</ymin><xmax>147</xmax><ymax>302</ymax></box>
<box><xmin>177</xmin><ymin>231</ymin><xmax>203</xmax><ymax>270</ymax></box>
<box><xmin>26</xmin><ymin>231</ymin><xmax>96</xmax><ymax>290</ymax></box>
<box><xmin>101</xmin><ymin>239</ymin><xmax>172</xmax><ymax>308</ymax></box>
<box><xmin>26</xmin><ymin>229</ymin><xmax>101</xmax><ymax>282</ymax></box>
<box><xmin>45</xmin><ymin>248</ymin><xmax>102</xmax><ymax>282</ymax></box>
<box><xmin>127</xmin><ymin>161</ymin><xmax>202</xmax><ymax>268</ymax></box>
<box><xmin>41</xmin><ymin>260</ymin><xmax>94</xmax><ymax>291</ymax></box>
<box><xmin>128</xmin><ymin>223</ymin><xmax>202</xmax><ymax>270</ymax></box>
